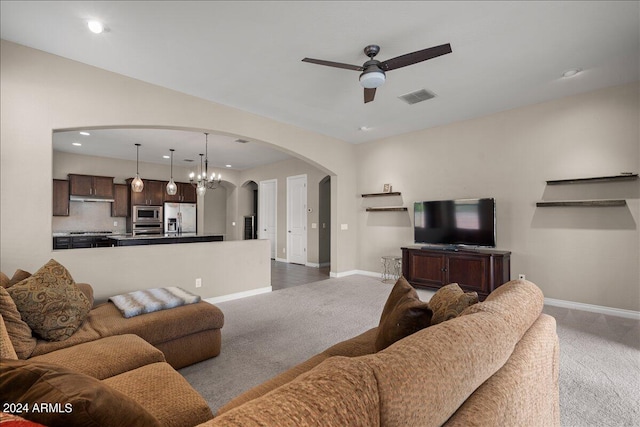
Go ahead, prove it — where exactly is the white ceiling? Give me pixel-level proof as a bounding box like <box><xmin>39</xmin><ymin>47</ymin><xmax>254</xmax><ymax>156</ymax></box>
<box><xmin>2</xmin><ymin>1</ymin><xmax>639</xmax><ymax>165</ymax></box>
<box><xmin>52</xmin><ymin>128</ymin><xmax>291</xmax><ymax>170</ymax></box>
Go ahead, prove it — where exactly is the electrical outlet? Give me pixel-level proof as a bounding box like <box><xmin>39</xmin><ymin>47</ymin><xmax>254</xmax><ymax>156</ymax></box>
<box><xmin>518</xmin><ymin>274</ymin><xmax>526</xmax><ymax>280</ymax></box>
<box><xmin>282</xmin><ymin>248</ymin><xmax>286</xmax><ymax>253</ymax></box>
<box><xmin>113</xmin><ymin>221</ymin><xmax>118</xmax><ymax>227</ymax></box>
<box><xmin>341</xmin><ymin>224</ymin><xmax>348</xmax><ymax>230</ymax></box>
<box><xmin>195</xmin><ymin>278</ymin><xmax>202</xmax><ymax>288</ymax></box>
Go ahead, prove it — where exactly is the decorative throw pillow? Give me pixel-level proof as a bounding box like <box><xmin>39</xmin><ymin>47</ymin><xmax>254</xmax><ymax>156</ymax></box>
<box><xmin>7</xmin><ymin>260</ymin><xmax>91</xmax><ymax>342</ymax></box>
<box><xmin>0</xmin><ymin>359</ymin><xmax>160</xmax><ymax>427</ymax></box>
<box><xmin>10</xmin><ymin>269</ymin><xmax>32</xmax><ymax>286</ymax></box>
<box><xmin>0</xmin><ymin>287</ymin><xmax>37</xmax><ymax>359</ymax></box>
<box><xmin>0</xmin><ymin>272</ymin><xmax>10</xmax><ymax>289</ymax></box>
<box><xmin>429</xmin><ymin>283</ymin><xmax>479</xmax><ymax>325</ymax></box>
<box><xmin>374</xmin><ymin>276</ymin><xmax>433</xmax><ymax>351</ymax></box>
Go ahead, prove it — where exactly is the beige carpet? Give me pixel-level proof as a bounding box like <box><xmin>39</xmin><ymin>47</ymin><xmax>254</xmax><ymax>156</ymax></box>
<box><xmin>180</xmin><ymin>275</ymin><xmax>640</xmax><ymax>426</ymax></box>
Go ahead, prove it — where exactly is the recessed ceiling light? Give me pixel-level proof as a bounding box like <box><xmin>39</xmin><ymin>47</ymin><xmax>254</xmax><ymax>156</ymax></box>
<box><xmin>225</xmin><ymin>165</ymin><xmax>232</xmax><ymax>168</ymax></box>
<box><xmin>87</xmin><ymin>20</ymin><xmax>104</xmax><ymax>34</ymax></box>
<box><xmin>359</xmin><ymin>126</ymin><xmax>371</xmax><ymax>131</ymax></box>
<box><xmin>79</xmin><ymin>131</ymin><xmax>90</xmax><ymax>136</ymax></box>
<box><xmin>562</xmin><ymin>68</ymin><xmax>582</xmax><ymax>78</ymax></box>
<box><xmin>72</xmin><ymin>142</ymin><xmax>82</xmax><ymax>147</ymax></box>
<box><xmin>163</xmin><ymin>155</ymin><xmax>170</xmax><ymax>159</ymax></box>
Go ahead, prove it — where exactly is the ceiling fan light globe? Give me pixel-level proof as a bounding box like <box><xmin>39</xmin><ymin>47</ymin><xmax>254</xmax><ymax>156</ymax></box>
<box><xmin>359</xmin><ymin>71</ymin><xmax>386</xmax><ymax>89</ymax></box>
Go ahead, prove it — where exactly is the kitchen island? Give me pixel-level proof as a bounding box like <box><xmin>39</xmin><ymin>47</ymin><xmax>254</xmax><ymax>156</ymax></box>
<box><xmin>108</xmin><ymin>233</ymin><xmax>224</xmax><ymax>247</ymax></box>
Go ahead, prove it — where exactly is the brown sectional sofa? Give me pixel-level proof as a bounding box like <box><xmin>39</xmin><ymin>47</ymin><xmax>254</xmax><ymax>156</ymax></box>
<box><xmin>199</xmin><ymin>279</ymin><xmax>559</xmax><ymax>427</ymax></box>
<box><xmin>1</xmin><ymin>268</ymin><xmax>224</xmax><ymax>426</ymax></box>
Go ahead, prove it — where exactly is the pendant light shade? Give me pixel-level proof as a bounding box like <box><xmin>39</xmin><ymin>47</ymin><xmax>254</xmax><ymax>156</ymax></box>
<box><xmin>131</xmin><ymin>143</ymin><xmax>144</xmax><ymax>193</ymax></box>
<box><xmin>166</xmin><ymin>149</ymin><xmax>177</xmax><ymax>196</ymax></box>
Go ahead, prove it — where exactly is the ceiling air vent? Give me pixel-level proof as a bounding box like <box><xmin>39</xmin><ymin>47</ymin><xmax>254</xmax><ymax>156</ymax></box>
<box><xmin>398</xmin><ymin>89</ymin><xmax>436</xmax><ymax>105</ymax></box>
<box><xmin>235</xmin><ymin>139</ymin><xmax>249</xmax><ymax>144</ymax></box>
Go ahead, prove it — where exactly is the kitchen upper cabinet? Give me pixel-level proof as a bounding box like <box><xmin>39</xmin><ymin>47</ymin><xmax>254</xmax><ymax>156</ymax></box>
<box><xmin>111</xmin><ymin>184</ymin><xmax>129</xmax><ymax>217</ymax></box>
<box><xmin>69</xmin><ymin>174</ymin><xmax>114</xmax><ymax>198</ymax></box>
<box><xmin>165</xmin><ymin>182</ymin><xmax>197</xmax><ymax>203</ymax></box>
<box><xmin>127</xmin><ymin>179</ymin><xmax>165</xmax><ymax>206</ymax></box>
<box><xmin>53</xmin><ymin>179</ymin><xmax>70</xmax><ymax>216</ymax></box>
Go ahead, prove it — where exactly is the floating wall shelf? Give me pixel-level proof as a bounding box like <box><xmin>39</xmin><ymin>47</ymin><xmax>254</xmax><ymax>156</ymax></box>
<box><xmin>546</xmin><ymin>174</ymin><xmax>638</xmax><ymax>185</ymax></box>
<box><xmin>536</xmin><ymin>200</ymin><xmax>627</xmax><ymax>207</ymax></box>
<box><xmin>361</xmin><ymin>192</ymin><xmax>402</xmax><ymax>197</ymax></box>
<box><xmin>365</xmin><ymin>207</ymin><xmax>408</xmax><ymax>212</ymax></box>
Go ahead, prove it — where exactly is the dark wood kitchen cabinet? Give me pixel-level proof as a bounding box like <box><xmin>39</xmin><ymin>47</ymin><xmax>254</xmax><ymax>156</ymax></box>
<box><xmin>68</xmin><ymin>174</ymin><xmax>114</xmax><ymax>198</ymax></box>
<box><xmin>165</xmin><ymin>182</ymin><xmax>197</xmax><ymax>203</ymax></box>
<box><xmin>111</xmin><ymin>184</ymin><xmax>129</xmax><ymax>217</ymax></box>
<box><xmin>401</xmin><ymin>247</ymin><xmax>511</xmax><ymax>300</ymax></box>
<box><xmin>127</xmin><ymin>179</ymin><xmax>165</xmax><ymax>206</ymax></box>
<box><xmin>52</xmin><ymin>179</ymin><xmax>70</xmax><ymax>216</ymax></box>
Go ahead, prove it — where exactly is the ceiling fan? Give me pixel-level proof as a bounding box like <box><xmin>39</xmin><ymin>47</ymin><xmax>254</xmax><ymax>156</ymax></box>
<box><xmin>302</xmin><ymin>43</ymin><xmax>452</xmax><ymax>103</ymax></box>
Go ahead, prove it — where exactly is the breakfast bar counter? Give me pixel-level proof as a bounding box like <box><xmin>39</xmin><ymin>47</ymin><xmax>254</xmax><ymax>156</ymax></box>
<box><xmin>108</xmin><ymin>233</ymin><xmax>224</xmax><ymax>246</ymax></box>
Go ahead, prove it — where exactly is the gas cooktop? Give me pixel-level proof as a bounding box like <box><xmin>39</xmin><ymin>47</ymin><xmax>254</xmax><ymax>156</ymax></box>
<box><xmin>67</xmin><ymin>231</ymin><xmax>114</xmax><ymax>235</ymax></box>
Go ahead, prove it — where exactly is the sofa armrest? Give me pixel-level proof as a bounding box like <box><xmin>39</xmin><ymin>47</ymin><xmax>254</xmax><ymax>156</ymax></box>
<box><xmin>29</xmin><ymin>334</ymin><xmax>166</xmax><ymax>380</ymax></box>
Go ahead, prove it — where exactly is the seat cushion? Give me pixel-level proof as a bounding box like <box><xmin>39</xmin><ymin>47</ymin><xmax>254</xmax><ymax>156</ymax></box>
<box><xmin>29</xmin><ymin>334</ymin><xmax>166</xmax><ymax>379</ymax></box>
<box><xmin>104</xmin><ymin>362</ymin><xmax>214</xmax><ymax>427</ymax></box>
<box><xmin>0</xmin><ymin>358</ymin><xmax>160</xmax><ymax>427</ymax></box>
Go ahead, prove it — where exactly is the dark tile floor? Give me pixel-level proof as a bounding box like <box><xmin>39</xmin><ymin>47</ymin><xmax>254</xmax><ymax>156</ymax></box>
<box><xmin>271</xmin><ymin>260</ymin><xmax>330</xmax><ymax>290</ymax></box>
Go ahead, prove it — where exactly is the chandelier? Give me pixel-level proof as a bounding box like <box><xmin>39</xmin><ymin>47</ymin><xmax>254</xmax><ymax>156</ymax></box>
<box><xmin>189</xmin><ymin>133</ymin><xmax>222</xmax><ymax>197</ymax></box>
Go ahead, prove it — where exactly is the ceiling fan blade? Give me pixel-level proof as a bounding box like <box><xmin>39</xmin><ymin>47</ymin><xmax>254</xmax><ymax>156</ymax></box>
<box><xmin>364</xmin><ymin>88</ymin><xmax>376</xmax><ymax>103</ymax></box>
<box><xmin>380</xmin><ymin>43</ymin><xmax>452</xmax><ymax>71</ymax></box>
<box><xmin>302</xmin><ymin>57</ymin><xmax>364</xmax><ymax>71</ymax></box>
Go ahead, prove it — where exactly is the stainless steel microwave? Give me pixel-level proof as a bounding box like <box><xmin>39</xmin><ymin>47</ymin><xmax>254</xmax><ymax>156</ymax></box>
<box><xmin>132</xmin><ymin>205</ymin><xmax>162</xmax><ymax>223</ymax></box>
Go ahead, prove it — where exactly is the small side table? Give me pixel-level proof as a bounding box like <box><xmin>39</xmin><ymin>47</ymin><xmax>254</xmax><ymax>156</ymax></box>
<box><xmin>380</xmin><ymin>255</ymin><xmax>402</xmax><ymax>284</ymax></box>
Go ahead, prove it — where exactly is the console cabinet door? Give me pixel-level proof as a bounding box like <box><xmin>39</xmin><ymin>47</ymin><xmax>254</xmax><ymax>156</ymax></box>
<box><xmin>403</xmin><ymin>250</ymin><xmax>446</xmax><ymax>287</ymax></box>
<box><xmin>446</xmin><ymin>253</ymin><xmax>491</xmax><ymax>295</ymax></box>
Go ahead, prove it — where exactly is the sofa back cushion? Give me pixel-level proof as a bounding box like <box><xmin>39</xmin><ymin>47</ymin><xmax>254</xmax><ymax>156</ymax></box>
<box><xmin>363</xmin><ymin>279</ymin><xmax>545</xmax><ymax>427</ymax></box>
<box><xmin>0</xmin><ymin>287</ymin><xmax>37</xmax><ymax>359</ymax></box>
<box><xmin>213</xmin><ymin>356</ymin><xmax>380</xmax><ymax>427</ymax></box>
<box><xmin>0</xmin><ymin>358</ymin><xmax>160</xmax><ymax>427</ymax></box>
<box><xmin>0</xmin><ymin>313</ymin><xmax>19</xmax><ymax>359</ymax></box>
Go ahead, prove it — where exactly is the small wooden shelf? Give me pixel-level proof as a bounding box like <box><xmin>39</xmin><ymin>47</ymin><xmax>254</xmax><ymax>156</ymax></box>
<box><xmin>546</xmin><ymin>174</ymin><xmax>638</xmax><ymax>185</ymax></box>
<box><xmin>361</xmin><ymin>192</ymin><xmax>402</xmax><ymax>197</ymax></box>
<box><xmin>366</xmin><ymin>207</ymin><xmax>408</xmax><ymax>212</ymax></box>
<box><xmin>536</xmin><ymin>200</ymin><xmax>627</xmax><ymax>207</ymax></box>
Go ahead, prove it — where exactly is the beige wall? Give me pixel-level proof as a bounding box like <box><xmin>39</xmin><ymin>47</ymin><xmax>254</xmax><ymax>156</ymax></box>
<box><xmin>1</xmin><ymin>40</ymin><xmax>358</xmax><ymax>301</ymax></box>
<box><xmin>356</xmin><ymin>82</ymin><xmax>640</xmax><ymax>311</ymax></box>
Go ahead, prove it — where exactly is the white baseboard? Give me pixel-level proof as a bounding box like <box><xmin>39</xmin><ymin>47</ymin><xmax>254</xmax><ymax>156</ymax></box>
<box><xmin>204</xmin><ymin>286</ymin><xmax>272</xmax><ymax>304</ymax></box>
<box><xmin>544</xmin><ymin>297</ymin><xmax>640</xmax><ymax>320</ymax></box>
<box><xmin>275</xmin><ymin>257</ymin><xmax>287</xmax><ymax>263</ymax></box>
<box><xmin>306</xmin><ymin>262</ymin><xmax>320</xmax><ymax>268</ymax></box>
<box><xmin>330</xmin><ymin>270</ymin><xmax>380</xmax><ymax>278</ymax></box>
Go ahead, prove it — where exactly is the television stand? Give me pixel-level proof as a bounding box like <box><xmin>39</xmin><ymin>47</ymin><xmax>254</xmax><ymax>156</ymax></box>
<box><xmin>401</xmin><ymin>246</ymin><xmax>511</xmax><ymax>300</ymax></box>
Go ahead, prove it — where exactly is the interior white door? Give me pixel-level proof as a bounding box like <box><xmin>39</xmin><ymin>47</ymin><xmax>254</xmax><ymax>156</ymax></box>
<box><xmin>287</xmin><ymin>174</ymin><xmax>307</xmax><ymax>265</ymax></box>
<box><xmin>259</xmin><ymin>179</ymin><xmax>277</xmax><ymax>259</ymax></box>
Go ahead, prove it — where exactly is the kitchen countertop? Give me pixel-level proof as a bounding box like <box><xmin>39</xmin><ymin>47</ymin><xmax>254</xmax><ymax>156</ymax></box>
<box><xmin>108</xmin><ymin>233</ymin><xmax>225</xmax><ymax>246</ymax></box>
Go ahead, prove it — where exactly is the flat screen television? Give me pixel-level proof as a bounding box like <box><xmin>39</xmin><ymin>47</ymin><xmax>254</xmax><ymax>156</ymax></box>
<box><xmin>414</xmin><ymin>198</ymin><xmax>496</xmax><ymax>248</ymax></box>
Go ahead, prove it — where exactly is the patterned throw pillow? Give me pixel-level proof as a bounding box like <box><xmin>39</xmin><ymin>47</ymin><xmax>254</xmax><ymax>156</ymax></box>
<box><xmin>7</xmin><ymin>260</ymin><xmax>91</xmax><ymax>342</ymax></box>
<box><xmin>374</xmin><ymin>276</ymin><xmax>433</xmax><ymax>351</ymax></box>
<box><xmin>429</xmin><ymin>283</ymin><xmax>479</xmax><ymax>325</ymax></box>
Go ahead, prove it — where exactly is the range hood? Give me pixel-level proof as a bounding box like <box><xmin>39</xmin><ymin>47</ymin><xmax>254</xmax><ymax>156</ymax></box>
<box><xmin>69</xmin><ymin>195</ymin><xmax>115</xmax><ymax>203</ymax></box>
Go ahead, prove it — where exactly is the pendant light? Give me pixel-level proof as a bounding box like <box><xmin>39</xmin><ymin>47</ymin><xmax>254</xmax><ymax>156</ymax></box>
<box><xmin>131</xmin><ymin>143</ymin><xmax>144</xmax><ymax>193</ymax></box>
<box><xmin>189</xmin><ymin>132</ymin><xmax>222</xmax><ymax>196</ymax></box>
<box><xmin>166</xmin><ymin>149</ymin><xmax>177</xmax><ymax>196</ymax></box>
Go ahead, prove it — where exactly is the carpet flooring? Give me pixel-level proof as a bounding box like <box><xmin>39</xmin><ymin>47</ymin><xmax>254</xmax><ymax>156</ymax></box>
<box><xmin>180</xmin><ymin>275</ymin><xmax>640</xmax><ymax>426</ymax></box>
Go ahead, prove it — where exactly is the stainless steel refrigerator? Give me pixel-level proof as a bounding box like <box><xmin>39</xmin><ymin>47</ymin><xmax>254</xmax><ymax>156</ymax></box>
<box><xmin>164</xmin><ymin>202</ymin><xmax>197</xmax><ymax>234</ymax></box>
